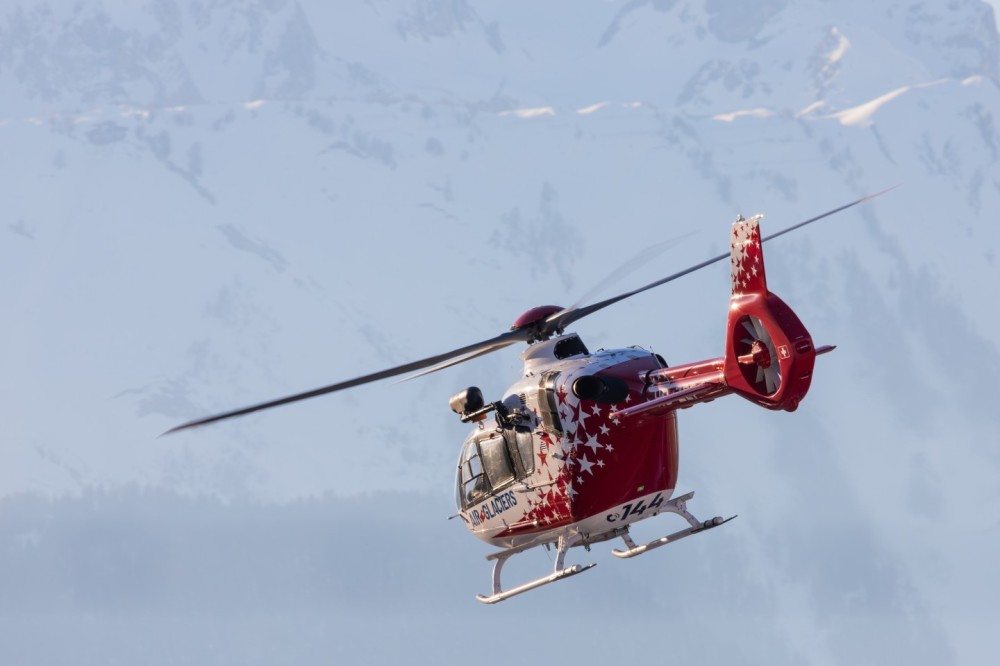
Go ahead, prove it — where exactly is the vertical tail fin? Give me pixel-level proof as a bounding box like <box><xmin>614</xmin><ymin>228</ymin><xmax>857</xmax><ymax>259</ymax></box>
<box><xmin>730</xmin><ymin>215</ymin><xmax>768</xmax><ymax>296</ymax></box>
<box><xmin>723</xmin><ymin>215</ymin><xmax>817</xmax><ymax>411</ymax></box>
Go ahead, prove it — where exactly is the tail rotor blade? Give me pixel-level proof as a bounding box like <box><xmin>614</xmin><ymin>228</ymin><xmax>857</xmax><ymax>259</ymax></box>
<box><xmin>764</xmin><ymin>367</ymin><xmax>777</xmax><ymax>394</ymax></box>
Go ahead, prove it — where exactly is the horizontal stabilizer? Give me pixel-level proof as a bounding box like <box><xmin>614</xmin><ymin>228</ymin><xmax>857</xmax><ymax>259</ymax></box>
<box><xmin>611</xmin><ymin>372</ymin><xmax>731</xmax><ymax>419</ymax></box>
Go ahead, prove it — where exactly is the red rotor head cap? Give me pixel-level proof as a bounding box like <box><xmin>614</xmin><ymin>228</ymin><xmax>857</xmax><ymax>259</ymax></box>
<box><xmin>511</xmin><ymin>305</ymin><xmax>564</xmax><ymax>331</ymax></box>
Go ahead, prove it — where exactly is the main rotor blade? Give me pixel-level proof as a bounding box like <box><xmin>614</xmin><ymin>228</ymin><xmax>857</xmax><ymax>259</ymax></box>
<box><xmin>542</xmin><ymin>187</ymin><xmax>895</xmax><ymax>336</ymax></box>
<box><xmin>164</xmin><ymin>188</ymin><xmax>892</xmax><ymax>436</ymax></box>
<box><xmin>559</xmin><ymin>231</ymin><xmax>699</xmax><ymax>316</ymax></box>
<box><xmin>397</xmin><ymin>339</ymin><xmax>518</xmax><ymax>383</ymax></box>
<box><xmin>162</xmin><ymin>328</ymin><xmax>529</xmax><ymax>435</ymax></box>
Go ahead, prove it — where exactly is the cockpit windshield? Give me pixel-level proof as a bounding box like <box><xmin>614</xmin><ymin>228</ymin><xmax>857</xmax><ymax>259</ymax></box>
<box><xmin>458</xmin><ymin>437</ymin><xmax>488</xmax><ymax>506</ymax></box>
<box><xmin>456</xmin><ymin>426</ymin><xmax>536</xmax><ymax>510</ymax></box>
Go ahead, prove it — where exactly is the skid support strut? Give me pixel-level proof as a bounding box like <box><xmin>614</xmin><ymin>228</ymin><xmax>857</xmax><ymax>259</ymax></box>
<box><xmin>612</xmin><ymin>491</ymin><xmax>736</xmax><ymax>559</ymax></box>
<box><xmin>476</xmin><ymin>535</ymin><xmax>596</xmax><ymax>605</ymax></box>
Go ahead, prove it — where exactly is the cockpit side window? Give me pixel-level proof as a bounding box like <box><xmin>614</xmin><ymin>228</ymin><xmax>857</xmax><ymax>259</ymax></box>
<box><xmin>513</xmin><ymin>426</ymin><xmax>535</xmax><ymax>476</ymax></box>
<box><xmin>479</xmin><ymin>433</ymin><xmax>515</xmax><ymax>490</ymax></box>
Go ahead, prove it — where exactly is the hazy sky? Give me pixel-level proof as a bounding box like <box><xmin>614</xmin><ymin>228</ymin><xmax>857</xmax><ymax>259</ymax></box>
<box><xmin>2</xmin><ymin>1</ymin><xmax>999</xmax><ymax>664</ymax></box>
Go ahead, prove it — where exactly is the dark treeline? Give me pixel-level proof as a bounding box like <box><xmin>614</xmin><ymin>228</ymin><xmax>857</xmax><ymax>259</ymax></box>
<box><xmin>0</xmin><ymin>488</ymin><xmax>467</xmax><ymax>613</ymax></box>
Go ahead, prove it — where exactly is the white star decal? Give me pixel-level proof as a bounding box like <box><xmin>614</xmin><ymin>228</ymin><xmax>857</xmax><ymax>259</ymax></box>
<box><xmin>567</xmin><ymin>484</ymin><xmax>577</xmax><ymax>498</ymax></box>
<box><xmin>605</xmin><ymin>443</ymin><xmax>615</xmax><ymax>453</ymax></box>
<box><xmin>578</xmin><ymin>455</ymin><xmax>595</xmax><ymax>475</ymax></box>
<box><xmin>599</xmin><ymin>424</ymin><xmax>610</xmax><ymax>436</ymax></box>
<box><xmin>583</xmin><ymin>434</ymin><xmax>602</xmax><ymax>453</ymax></box>
<box><xmin>597</xmin><ymin>458</ymin><xmax>606</xmax><ymax>468</ymax></box>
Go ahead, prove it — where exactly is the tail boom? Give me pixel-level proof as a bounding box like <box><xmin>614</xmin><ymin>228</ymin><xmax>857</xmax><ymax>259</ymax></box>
<box><xmin>613</xmin><ymin>214</ymin><xmax>824</xmax><ymax>422</ymax></box>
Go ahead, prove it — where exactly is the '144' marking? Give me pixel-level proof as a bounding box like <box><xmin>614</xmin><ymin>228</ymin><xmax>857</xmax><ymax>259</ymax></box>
<box><xmin>606</xmin><ymin>493</ymin><xmax>665</xmax><ymax>523</ymax></box>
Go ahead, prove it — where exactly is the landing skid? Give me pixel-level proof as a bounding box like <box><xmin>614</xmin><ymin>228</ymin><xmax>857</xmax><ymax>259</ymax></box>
<box><xmin>476</xmin><ymin>535</ymin><xmax>596</xmax><ymax>605</ymax></box>
<box><xmin>612</xmin><ymin>491</ymin><xmax>736</xmax><ymax>559</ymax></box>
<box><xmin>475</xmin><ymin>492</ymin><xmax>734</xmax><ymax>603</ymax></box>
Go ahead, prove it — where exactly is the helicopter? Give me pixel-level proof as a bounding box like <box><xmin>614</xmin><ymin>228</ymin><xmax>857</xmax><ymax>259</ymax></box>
<box><xmin>166</xmin><ymin>190</ymin><xmax>889</xmax><ymax>603</ymax></box>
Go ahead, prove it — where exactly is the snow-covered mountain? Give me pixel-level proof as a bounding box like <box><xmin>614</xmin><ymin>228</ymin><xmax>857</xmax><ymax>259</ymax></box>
<box><xmin>2</xmin><ymin>1</ymin><xmax>999</xmax><ymax>664</ymax></box>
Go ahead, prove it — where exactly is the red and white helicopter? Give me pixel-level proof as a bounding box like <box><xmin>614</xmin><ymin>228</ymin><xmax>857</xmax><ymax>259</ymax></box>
<box><xmin>167</xmin><ymin>192</ymin><xmax>887</xmax><ymax>603</ymax></box>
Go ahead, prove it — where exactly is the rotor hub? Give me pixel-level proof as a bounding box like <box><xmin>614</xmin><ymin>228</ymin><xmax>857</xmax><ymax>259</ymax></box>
<box><xmin>750</xmin><ymin>339</ymin><xmax>772</xmax><ymax>368</ymax></box>
<box><xmin>511</xmin><ymin>305</ymin><xmax>565</xmax><ymax>342</ymax></box>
